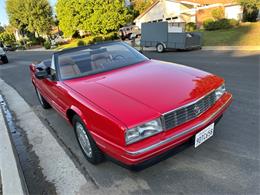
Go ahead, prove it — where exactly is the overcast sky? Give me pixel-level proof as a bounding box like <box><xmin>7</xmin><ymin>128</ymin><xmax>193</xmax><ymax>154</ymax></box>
<box><xmin>0</xmin><ymin>0</ymin><xmax>57</xmax><ymax>26</ymax></box>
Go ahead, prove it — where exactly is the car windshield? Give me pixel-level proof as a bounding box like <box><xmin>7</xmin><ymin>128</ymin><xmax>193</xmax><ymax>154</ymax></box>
<box><xmin>56</xmin><ymin>42</ymin><xmax>148</xmax><ymax>80</ymax></box>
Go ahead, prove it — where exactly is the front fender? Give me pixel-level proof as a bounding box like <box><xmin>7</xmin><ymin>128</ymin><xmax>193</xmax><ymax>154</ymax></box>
<box><xmin>69</xmin><ymin>105</ymin><xmax>89</xmax><ymax>126</ymax></box>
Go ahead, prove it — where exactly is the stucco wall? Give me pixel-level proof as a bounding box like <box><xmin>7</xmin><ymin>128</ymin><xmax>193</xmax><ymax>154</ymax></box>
<box><xmin>196</xmin><ymin>6</ymin><xmax>223</xmax><ymax>27</ymax></box>
<box><xmin>225</xmin><ymin>5</ymin><xmax>242</xmax><ymax>20</ymax></box>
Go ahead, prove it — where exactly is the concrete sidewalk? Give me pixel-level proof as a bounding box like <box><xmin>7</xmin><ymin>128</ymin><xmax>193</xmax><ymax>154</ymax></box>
<box><xmin>129</xmin><ymin>44</ymin><xmax>260</xmax><ymax>52</ymax></box>
<box><xmin>202</xmin><ymin>46</ymin><xmax>260</xmax><ymax>51</ymax></box>
<box><xmin>0</xmin><ymin>79</ymin><xmax>99</xmax><ymax>195</ymax></box>
<box><xmin>0</xmin><ymin>96</ymin><xmax>28</xmax><ymax>195</ymax></box>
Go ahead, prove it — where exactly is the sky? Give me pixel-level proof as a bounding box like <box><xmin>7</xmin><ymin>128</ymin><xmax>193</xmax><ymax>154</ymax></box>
<box><xmin>0</xmin><ymin>0</ymin><xmax>57</xmax><ymax>26</ymax></box>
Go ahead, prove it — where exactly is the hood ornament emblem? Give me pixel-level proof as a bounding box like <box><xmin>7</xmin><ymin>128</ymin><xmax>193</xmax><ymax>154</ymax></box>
<box><xmin>193</xmin><ymin>105</ymin><xmax>201</xmax><ymax>115</ymax></box>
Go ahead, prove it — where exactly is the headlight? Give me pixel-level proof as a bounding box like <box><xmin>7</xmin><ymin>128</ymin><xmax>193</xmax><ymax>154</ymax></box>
<box><xmin>125</xmin><ymin>118</ymin><xmax>163</xmax><ymax>145</ymax></box>
<box><xmin>215</xmin><ymin>83</ymin><xmax>225</xmax><ymax>100</ymax></box>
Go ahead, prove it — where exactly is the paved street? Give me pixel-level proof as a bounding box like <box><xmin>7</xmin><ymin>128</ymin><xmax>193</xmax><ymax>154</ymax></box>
<box><xmin>0</xmin><ymin>49</ymin><xmax>259</xmax><ymax>194</ymax></box>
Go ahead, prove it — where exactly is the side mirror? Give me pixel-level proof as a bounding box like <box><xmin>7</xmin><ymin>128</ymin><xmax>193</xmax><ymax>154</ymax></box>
<box><xmin>35</xmin><ymin>69</ymin><xmax>49</xmax><ymax>80</ymax></box>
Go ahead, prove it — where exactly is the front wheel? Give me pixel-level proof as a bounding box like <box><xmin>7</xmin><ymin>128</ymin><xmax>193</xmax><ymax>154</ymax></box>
<box><xmin>73</xmin><ymin>115</ymin><xmax>104</xmax><ymax>164</ymax></box>
<box><xmin>156</xmin><ymin>43</ymin><xmax>165</xmax><ymax>53</ymax></box>
<box><xmin>35</xmin><ymin>87</ymin><xmax>51</xmax><ymax>109</ymax></box>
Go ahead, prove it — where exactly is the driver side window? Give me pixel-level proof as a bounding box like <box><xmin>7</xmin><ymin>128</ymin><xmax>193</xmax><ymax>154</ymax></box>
<box><xmin>50</xmin><ymin>56</ymin><xmax>57</xmax><ymax>80</ymax></box>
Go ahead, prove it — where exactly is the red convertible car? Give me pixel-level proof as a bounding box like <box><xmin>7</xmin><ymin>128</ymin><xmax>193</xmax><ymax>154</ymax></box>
<box><xmin>30</xmin><ymin>42</ymin><xmax>232</xmax><ymax>166</ymax></box>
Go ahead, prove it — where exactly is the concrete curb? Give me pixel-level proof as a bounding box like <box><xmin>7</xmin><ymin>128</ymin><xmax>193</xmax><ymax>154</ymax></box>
<box><xmin>0</xmin><ymin>78</ymin><xmax>93</xmax><ymax>195</ymax></box>
<box><xmin>132</xmin><ymin>46</ymin><xmax>260</xmax><ymax>52</ymax></box>
<box><xmin>0</xmin><ymin>95</ymin><xmax>29</xmax><ymax>195</ymax></box>
<box><xmin>202</xmin><ymin>46</ymin><xmax>260</xmax><ymax>51</ymax></box>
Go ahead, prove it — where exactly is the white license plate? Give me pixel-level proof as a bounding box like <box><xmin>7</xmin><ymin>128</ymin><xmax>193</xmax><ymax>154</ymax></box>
<box><xmin>195</xmin><ymin>123</ymin><xmax>214</xmax><ymax>148</ymax></box>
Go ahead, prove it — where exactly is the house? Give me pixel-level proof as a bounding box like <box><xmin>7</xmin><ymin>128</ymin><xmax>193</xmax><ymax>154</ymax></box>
<box><xmin>134</xmin><ymin>0</ymin><xmax>243</xmax><ymax>28</ymax></box>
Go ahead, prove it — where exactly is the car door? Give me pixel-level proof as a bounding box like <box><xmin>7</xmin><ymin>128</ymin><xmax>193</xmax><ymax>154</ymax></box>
<box><xmin>41</xmin><ymin>56</ymin><xmax>68</xmax><ymax>118</ymax></box>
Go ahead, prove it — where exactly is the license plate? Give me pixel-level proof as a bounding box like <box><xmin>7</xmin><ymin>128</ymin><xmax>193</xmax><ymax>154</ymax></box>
<box><xmin>195</xmin><ymin>123</ymin><xmax>214</xmax><ymax>148</ymax></box>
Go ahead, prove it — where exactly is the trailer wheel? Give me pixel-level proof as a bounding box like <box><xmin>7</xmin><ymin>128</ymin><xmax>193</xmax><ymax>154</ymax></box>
<box><xmin>156</xmin><ymin>43</ymin><xmax>164</xmax><ymax>53</ymax></box>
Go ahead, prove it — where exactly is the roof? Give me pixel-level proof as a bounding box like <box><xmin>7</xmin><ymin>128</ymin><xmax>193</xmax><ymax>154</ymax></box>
<box><xmin>135</xmin><ymin>0</ymin><xmax>160</xmax><ymax>20</ymax></box>
<box><xmin>177</xmin><ymin>0</ymin><xmax>235</xmax><ymax>4</ymax></box>
<box><xmin>134</xmin><ymin>0</ymin><xmax>236</xmax><ymax>21</ymax></box>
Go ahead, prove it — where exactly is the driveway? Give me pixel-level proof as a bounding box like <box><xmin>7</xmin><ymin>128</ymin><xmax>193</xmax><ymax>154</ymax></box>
<box><xmin>0</xmin><ymin>50</ymin><xmax>259</xmax><ymax>194</ymax></box>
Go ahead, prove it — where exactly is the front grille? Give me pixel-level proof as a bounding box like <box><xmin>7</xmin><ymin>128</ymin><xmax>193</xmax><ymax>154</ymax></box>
<box><xmin>163</xmin><ymin>91</ymin><xmax>216</xmax><ymax>130</ymax></box>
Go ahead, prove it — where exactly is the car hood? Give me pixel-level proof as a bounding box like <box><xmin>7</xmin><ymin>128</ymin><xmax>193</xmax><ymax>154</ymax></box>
<box><xmin>64</xmin><ymin>60</ymin><xmax>223</xmax><ymax>127</ymax></box>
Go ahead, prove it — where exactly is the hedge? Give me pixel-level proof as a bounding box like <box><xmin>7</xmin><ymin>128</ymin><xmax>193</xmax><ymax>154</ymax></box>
<box><xmin>203</xmin><ymin>18</ymin><xmax>239</xmax><ymax>31</ymax></box>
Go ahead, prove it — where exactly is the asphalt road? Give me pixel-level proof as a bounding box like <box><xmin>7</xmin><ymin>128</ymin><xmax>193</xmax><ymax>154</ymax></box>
<box><xmin>0</xmin><ymin>49</ymin><xmax>259</xmax><ymax>194</ymax></box>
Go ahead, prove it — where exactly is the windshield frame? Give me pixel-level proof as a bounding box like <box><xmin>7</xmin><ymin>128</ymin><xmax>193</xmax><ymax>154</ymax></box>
<box><xmin>53</xmin><ymin>41</ymin><xmax>149</xmax><ymax>81</ymax></box>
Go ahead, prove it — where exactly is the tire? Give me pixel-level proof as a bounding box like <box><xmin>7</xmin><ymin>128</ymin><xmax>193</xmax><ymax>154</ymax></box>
<box><xmin>156</xmin><ymin>43</ymin><xmax>165</xmax><ymax>53</ymax></box>
<box><xmin>73</xmin><ymin>115</ymin><xmax>104</xmax><ymax>164</ymax></box>
<box><xmin>1</xmin><ymin>56</ymin><xmax>8</xmax><ymax>64</ymax></box>
<box><xmin>35</xmin><ymin>87</ymin><xmax>51</xmax><ymax>109</ymax></box>
<box><xmin>127</xmin><ymin>33</ymin><xmax>132</xmax><ymax>40</ymax></box>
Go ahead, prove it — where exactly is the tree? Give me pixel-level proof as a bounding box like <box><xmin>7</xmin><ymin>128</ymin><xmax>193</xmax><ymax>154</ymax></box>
<box><xmin>3</xmin><ymin>25</ymin><xmax>16</xmax><ymax>35</ymax></box>
<box><xmin>132</xmin><ymin>0</ymin><xmax>157</xmax><ymax>15</ymax></box>
<box><xmin>6</xmin><ymin>0</ymin><xmax>26</xmax><ymax>31</ymax></box>
<box><xmin>211</xmin><ymin>8</ymin><xmax>225</xmax><ymax>20</ymax></box>
<box><xmin>56</xmin><ymin>0</ymin><xmax>132</xmax><ymax>37</ymax></box>
<box><xmin>56</xmin><ymin>0</ymin><xmax>89</xmax><ymax>37</ymax></box>
<box><xmin>238</xmin><ymin>0</ymin><xmax>260</xmax><ymax>22</ymax></box>
<box><xmin>6</xmin><ymin>0</ymin><xmax>53</xmax><ymax>35</ymax></box>
<box><xmin>0</xmin><ymin>23</ymin><xmax>5</xmax><ymax>33</ymax></box>
<box><xmin>83</xmin><ymin>0</ymin><xmax>132</xmax><ymax>35</ymax></box>
<box><xmin>26</xmin><ymin>0</ymin><xmax>53</xmax><ymax>35</ymax></box>
<box><xmin>0</xmin><ymin>32</ymin><xmax>16</xmax><ymax>45</ymax></box>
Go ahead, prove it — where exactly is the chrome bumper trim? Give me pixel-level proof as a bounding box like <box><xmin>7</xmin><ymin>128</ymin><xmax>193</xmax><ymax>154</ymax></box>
<box><xmin>126</xmin><ymin>94</ymin><xmax>232</xmax><ymax>156</ymax></box>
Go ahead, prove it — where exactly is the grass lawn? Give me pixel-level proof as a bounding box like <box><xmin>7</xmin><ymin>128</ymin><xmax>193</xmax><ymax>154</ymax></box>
<box><xmin>55</xmin><ymin>39</ymin><xmax>78</xmax><ymax>50</ymax></box>
<box><xmin>202</xmin><ymin>22</ymin><xmax>260</xmax><ymax>46</ymax></box>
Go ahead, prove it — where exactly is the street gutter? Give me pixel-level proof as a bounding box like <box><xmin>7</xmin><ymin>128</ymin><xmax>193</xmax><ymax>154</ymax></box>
<box><xmin>0</xmin><ymin>95</ymin><xmax>29</xmax><ymax>195</ymax></box>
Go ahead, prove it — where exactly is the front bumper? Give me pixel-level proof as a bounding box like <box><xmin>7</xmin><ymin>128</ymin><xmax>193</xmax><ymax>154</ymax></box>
<box><xmin>93</xmin><ymin>92</ymin><xmax>232</xmax><ymax>165</ymax></box>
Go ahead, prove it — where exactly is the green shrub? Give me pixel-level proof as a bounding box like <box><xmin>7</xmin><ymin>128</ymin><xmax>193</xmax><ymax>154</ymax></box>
<box><xmin>80</xmin><ymin>32</ymin><xmax>118</xmax><ymax>46</ymax></box>
<box><xmin>77</xmin><ymin>40</ymin><xmax>86</xmax><ymax>46</ymax></box>
<box><xmin>185</xmin><ymin>22</ymin><xmax>197</xmax><ymax>32</ymax></box>
<box><xmin>218</xmin><ymin>19</ymin><xmax>232</xmax><ymax>29</ymax></box>
<box><xmin>242</xmin><ymin>7</ymin><xmax>259</xmax><ymax>22</ymax></box>
<box><xmin>211</xmin><ymin>8</ymin><xmax>224</xmax><ymax>20</ymax></box>
<box><xmin>44</xmin><ymin>41</ymin><xmax>51</xmax><ymax>49</ymax></box>
<box><xmin>86</xmin><ymin>37</ymin><xmax>95</xmax><ymax>44</ymax></box>
<box><xmin>106</xmin><ymin>32</ymin><xmax>118</xmax><ymax>40</ymax></box>
<box><xmin>203</xmin><ymin>19</ymin><xmax>217</xmax><ymax>30</ymax></box>
<box><xmin>29</xmin><ymin>37</ymin><xmax>42</xmax><ymax>45</ymax></box>
<box><xmin>203</xmin><ymin>18</ymin><xmax>239</xmax><ymax>31</ymax></box>
<box><xmin>92</xmin><ymin>36</ymin><xmax>104</xmax><ymax>43</ymax></box>
<box><xmin>228</xmin><ymin>19</ymin><xmax>239</xmax><ymax>27</ymax></box>
<box><xmin>17</xmin><ymin>45</ymin><xmax>26</xmax><ymax>50</ymax></box>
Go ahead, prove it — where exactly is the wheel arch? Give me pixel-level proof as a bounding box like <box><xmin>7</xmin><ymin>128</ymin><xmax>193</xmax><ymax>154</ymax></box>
<box><xmin>66</xmin><ymin>106</ymin><xmax>88</xmax><ymax>126</ymax></box>
<box><xmin>156</xmin><ymin>42</ymin><xmax>166</xmax><ymax>48</ymax></box>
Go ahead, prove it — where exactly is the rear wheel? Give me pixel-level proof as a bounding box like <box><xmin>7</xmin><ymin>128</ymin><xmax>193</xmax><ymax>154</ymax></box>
<box><xmin>35</xmin><ymin>87</ymin><xmax>51</xmax><ymax>109</ymax></box>
<box><xmin>73</xmin><ymin>115</ymin><xmax>104</xmax><ymax>164</ymax></box>
<box><xmin>156</xmin><ymin>43</ymin><xmax>165</xmax><ymax>53</ymax></box>
<box><xmin>1</xmin><ymin>56</ymin><xmax>8</xmax><ymax>64</ymax></box>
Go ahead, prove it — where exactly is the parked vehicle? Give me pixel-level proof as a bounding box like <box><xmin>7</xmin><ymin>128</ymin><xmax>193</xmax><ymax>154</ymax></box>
<box><xmin>118</xmin><ymin>25</ymin><xmax>141</xmax><ymax>40</ymax></box>
<box><xmin>4</xmin><ymin>44</ymin><xmax>18</xmax><ymax>51</ymax></box>
<box><xmin>30</xmin><ymin>41</ymin><xmax>232</xmax><ymax>166</ymax></box>
<box><xmin>0</xmin><ymin>47</ymin><xmax>8</xmax><ymax>64</ymax></box>
<box><xmin>140</xmin><ymin>22</ymin><xmax>202</xmax><ymax>53</ymax></box>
